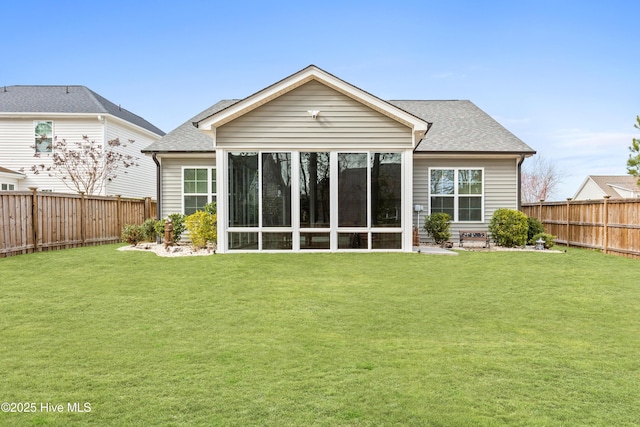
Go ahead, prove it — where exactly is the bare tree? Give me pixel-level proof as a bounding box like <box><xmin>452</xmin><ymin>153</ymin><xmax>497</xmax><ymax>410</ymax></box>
<box><xmin>521</xmin><ymin>155</ymin><xmax>563</xmax><ymax>202</ymax></box>
<box><xmin>30</xmin><ymin>135</ymin><xmax>139</xmax><ymax>195</ymax></box>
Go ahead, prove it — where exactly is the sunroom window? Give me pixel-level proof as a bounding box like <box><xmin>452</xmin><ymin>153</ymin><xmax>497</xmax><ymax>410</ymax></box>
<box><xmin>430</xmin><ymin>168</ymin><xmax>483</xmax><ymax>222</ymax></box>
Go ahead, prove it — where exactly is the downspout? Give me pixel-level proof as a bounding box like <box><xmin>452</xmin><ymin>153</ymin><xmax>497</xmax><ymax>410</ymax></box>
<box><xmin>517</xmin><ymin>154</ymin><xmax>525</xmax><ymax>210</ymax></box>
<box><xmin>152</xmin><ymin>152</ymin><xmax>161</xmax><ymax>221</ymax></box>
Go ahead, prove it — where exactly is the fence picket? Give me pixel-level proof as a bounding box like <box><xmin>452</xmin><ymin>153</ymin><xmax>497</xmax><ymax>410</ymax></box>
<box><xmin>0</xmin><ymin>191</ymin><xmax>155</xmax><ymax>258</ymax></box>
<box><xmin>522</xmin><ymin>199</ymin><xmax>640</xmax><ymax>259</ymax></box>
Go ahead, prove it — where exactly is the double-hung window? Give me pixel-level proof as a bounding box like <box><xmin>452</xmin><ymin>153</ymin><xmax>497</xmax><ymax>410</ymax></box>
<box><xmin>430</xmin><ymin>168</ymin><xmax>483</xmax><ymax>221</ymax></box>
<box><xmin>35</xmin><ymin>121</ymin><xmax>53</xmax><ymax>153</ymax></box>
<box><xmin>183</xmin><ymin>167</ymin><xmax>216</xmax><ymax>215</ymax></box>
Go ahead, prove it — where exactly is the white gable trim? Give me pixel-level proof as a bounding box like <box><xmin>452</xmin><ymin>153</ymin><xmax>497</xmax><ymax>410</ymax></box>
<box><xmin>573</xmin><ymin>176</ymin><xmax>600</xmax><ymax>200</ymax></box>
<box><xmin>0</xmin><ymin>170</ymin><xmax>26</xmax><ymax>180</ymax></box>
<box><xmin>196</xmin><ymin>65</ymin><xmax>430</xmax><ymax>148</ymax></box>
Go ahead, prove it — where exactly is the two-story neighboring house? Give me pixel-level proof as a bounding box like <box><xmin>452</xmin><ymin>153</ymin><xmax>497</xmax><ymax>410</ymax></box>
<box><xmin>0</xmin><ymin>85</ymin><xmax>165</xmax><ymax>198</ymax></box>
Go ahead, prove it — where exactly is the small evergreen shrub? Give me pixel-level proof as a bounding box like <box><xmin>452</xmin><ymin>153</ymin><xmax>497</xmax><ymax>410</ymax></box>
<box><xmin>488</xmin><ymin>208</ymin><xmax>528</xmax><ymax>247</ymax></box>
<box><xmin>154</xmin><ymin>218</ymin><xmax>165</xmax><ymax>238</ymax></box>
<box><xmin>185</xmin><ymin>211</ymin><xmax>217</xmax><ymax>249</ymax></box>
<box><xmin>530</xmin><ymin>232</ymin><xmax>556</xmax><ymax>249</ymax></box>
<box><xmin>140</xmin><ymin>218</ymin><xmax>159</xmax><ymax>242</ymax></box>
<box><xmin>167</xmin><ymin>213</ymin><xmax>186</xmax><ymax>242</ymax></box>
<box><xmin>527</xmin><ymin>217</ymin><xmax>545</xmax><ymax>243</ymax></box>
<box><xmin>121</xmin><ymin>224</ymin><xmax>144</xmax><ymax>246</ymax></box>
<box><xmin>423</xmin><ymin>213</ymin><xmax>452</xmax><ymax>245</ymax></box>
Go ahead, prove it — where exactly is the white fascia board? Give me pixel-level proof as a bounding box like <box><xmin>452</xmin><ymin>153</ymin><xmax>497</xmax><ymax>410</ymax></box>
<box><xmin>0</xmin><ymin>112</ymin><xmax>99</xmax><ymax>120</ymax></box>
<box><xmin>196</xmin><ymin>66</ymin><xmax>430</xmax><ymax>146</ymax></box>
<box><xmin>0</xmin><ymin>112</ymin><xmax>163</xmax><ymax>139</ymax></box>
<box><xmin>413</xmin><ymin>153</ymin><xmax>524</xmax><ymax>160</ymax></box>
<box><xmin>0</xmin><ymin>171</ymin><xmax>26</xmax><ymax>180</ymax></box>
<box><xmin>608</xmin><ymin>183</ymin><xmax>635</xmax><ymax>192</ymax></box>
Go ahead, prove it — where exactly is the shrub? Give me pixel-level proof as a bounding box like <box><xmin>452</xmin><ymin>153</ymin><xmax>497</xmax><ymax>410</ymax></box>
<box><xmin>423</xmin><ymin>213</ymin><xmax>452</xmax><ymax>245</ymax></box>
<box><xmin>488</xmin><ymin>208</ymin><xmax>528</xmax><ymax>247</ymax></box>
<box><xmin>185</xmin><ymin>211</ymin><xmax>217</xmax><ymax>249</ymax></box>
<box><xmin>204</xmin><ymin>201</ymin><xmax>217</xmax><ymax>215</ymax></box>
<box><xmin>530</xmin><ymin>232</ymin><xmax>557</xmax><ymax>249</ymax></box>
<box><xmin>121</xmin><ymin>224</ymin><xmax>144</xmax><ymax>246</ymax></box>
<box><xmin>154</xmin><ymin>218</ymin><xmax>165</xmax><ymax>238</ymax></box>
<box><xmin>140</xmin><ymin>218</ymin><xmax>159</xmax><ymax>242</ymax></box>
<box><xmin>167</xmin><ymin>213</ymin><xmax>186</xmax><ymax>242</ymax></box>
<box><xmin>527</xmin><ymin>217</ymin><xmax>545</xmax><ymax>243</ymax></box>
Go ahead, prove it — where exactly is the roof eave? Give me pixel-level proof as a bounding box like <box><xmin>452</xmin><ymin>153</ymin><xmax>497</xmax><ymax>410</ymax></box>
<box><xmin>414</xmin><ymin>150</ymin><xmax>536</xmax><ymax>156</ymax></box>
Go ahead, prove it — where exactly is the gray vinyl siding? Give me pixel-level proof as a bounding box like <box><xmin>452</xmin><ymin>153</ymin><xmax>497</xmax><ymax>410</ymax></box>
<box><xmin>160</xmin><ymin>156</ymin><xmax>215</xmax><ymax>217</ymax></box>
<box><xmin>216</xmin><ymin>80</ymin><xmax>412</xmax><ymax>150</ymax></box>
<box><xmin>413</xmin><ymin>157</ymin><xmax>518</xmax><ymax>243</ymax></box>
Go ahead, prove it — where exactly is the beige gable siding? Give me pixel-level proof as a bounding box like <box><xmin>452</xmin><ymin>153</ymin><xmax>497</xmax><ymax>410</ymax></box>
<box><xmin>216</xmin><ymin>80</ymin><xmax>412</xmax><ymax>150</ymax></box>
<box><xmin>104</xmin><ymin>120</ymin><xmax>158</xmax><ymax>198</ymax></box>
<box><xmin>574</xmin><ymin>180</ymin><xmax>605</xmax><ymax>200</ymax></box>
<box><xmin>413</xmin><ymin>157</ymin><xmax>518</xmax><ymax>241</ymax></box>
<box><xmin>0</xmin><ymin>117</ymin><xmax>102</xmax><ymax>192</ymax></box>
<box><xmin>160</xmin><ymin>157</ymin><xmax>216</xmax><ymax>217</ymax></box>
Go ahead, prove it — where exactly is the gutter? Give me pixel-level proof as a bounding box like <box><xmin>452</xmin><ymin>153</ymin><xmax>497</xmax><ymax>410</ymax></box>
<box><xmin>517</xmin><ymin>154</ymin><xmax>525</xmax><ymax>210</ymax></box>
<box><xmin>152</xmin><ymin>152</ymin><xmax>161</xmax><ymax>222</ymax></box>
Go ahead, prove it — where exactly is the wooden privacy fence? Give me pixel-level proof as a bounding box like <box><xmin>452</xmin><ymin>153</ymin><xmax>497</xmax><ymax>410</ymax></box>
<box><xmin>0</xmin><ymin>188</ymin><xmax>156</xmax><ymax>258</ymax></box>
<box><xmin>522</xmin><ymin>198</ymin><xmax>640</xmax><ymax>259</ymax></box>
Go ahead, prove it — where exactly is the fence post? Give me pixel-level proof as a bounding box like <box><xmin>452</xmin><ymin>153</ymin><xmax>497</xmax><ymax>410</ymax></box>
<box><xmin>566</xmin><ymin>198</ymin><xmax>572</xmax><ymax>247</ymax></box>
<box><xmin>538</xmin><ymin>199</ymin><xmax>544</xmax><ymax>221</ymax></box>
<box><xmin>29</xmin><ymin>187</ymin><xmax>38</xmax><ymax>252</ymax></box>
<box><xmin>144</xmin><ymin>197</ymin><xmax>152</xmax><ymax>220</ymax></box>
<box><xmin>603</xmin><ymin>196</ymin><xmax>610</xmax><ymax>255</ymax></box>
<box><xmin>80</xmin><ymin>192</ymin><xmax>86</xmax><ymax>245</ymax></box>
<box><xmin>116</xmin><ymin>195</ymin><xmax>122</xmax><ymax>237</ymax></box>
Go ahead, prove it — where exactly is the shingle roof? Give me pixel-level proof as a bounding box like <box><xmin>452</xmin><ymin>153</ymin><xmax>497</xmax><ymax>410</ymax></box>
<box><xmin>141</xmin><ymin>100</ymin><xmax>239</xmax><ymax>153</ymax></box>
<box><xmin>587</xmin><ymin>175</ymin><xmax>640</xmax><ymax>198</ymax></box>
<box><xmin>389</xmin><ymin>100</ymin><xmax>535</xmax><ymax>154</ymax></box>
<box><xmin>0</xmin><ymin>85</ymin><xmax>165</xmax><ymax>136</ymax></box>
<box><xmin>143</xmin><ymin>98</ymin><xmax>534</xmax><ymax>155</ymax></box>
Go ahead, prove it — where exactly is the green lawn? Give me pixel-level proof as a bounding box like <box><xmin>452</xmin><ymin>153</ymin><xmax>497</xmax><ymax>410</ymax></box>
<box><xmin>1</xmin><ymin>246</ymin><xmax>639</xmax><ymax>426</ymax></box>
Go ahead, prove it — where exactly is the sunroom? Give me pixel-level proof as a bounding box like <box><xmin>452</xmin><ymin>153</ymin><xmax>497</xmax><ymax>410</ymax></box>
<box><xmin>194</xmin><ymin>66</ymin><xmax>430</xmax><ymax>252</ymax></box>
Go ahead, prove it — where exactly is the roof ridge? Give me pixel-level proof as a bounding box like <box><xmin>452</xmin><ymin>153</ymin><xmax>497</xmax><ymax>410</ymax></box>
<box><xmin>82</xmin><ymin>86</ymin><xmax>109</xmax><ymax>113</ymax></box>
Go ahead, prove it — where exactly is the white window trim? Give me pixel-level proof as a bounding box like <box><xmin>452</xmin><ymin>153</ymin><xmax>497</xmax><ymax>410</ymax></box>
<box><xmin>428</xmin><ymin>167</ymin><xmax>485</xmax><ymax>223</ymax></box>
<box><xmin>181</xmin><ymin>166</ymin><xmax>217</xmax><ymax>215</ymax></box>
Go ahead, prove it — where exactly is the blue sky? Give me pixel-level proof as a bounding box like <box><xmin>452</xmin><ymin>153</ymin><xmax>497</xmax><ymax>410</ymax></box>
<box><xmin>2</xmin><ymin>0</ymin><xmax>638</xmax><ymax>199</ymax></box>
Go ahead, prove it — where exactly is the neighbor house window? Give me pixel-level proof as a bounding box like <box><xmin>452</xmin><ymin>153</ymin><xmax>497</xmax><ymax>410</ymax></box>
<box><xmin>34</xmin><ymin>121</ymin><xmax>53</xmax><ymax>153</ymax></box>
<box><xmin>430</xmin><ymin>168</ymin><xmax>483</xmax><ymax>221</ymax></box>
<box><xmin>183</xmin><ymin>167</ymin><xmax>216</xmax><ymax>215</ymax></box>
<box><xmin>1</xmin><ymin>183</ymin><xmax>15</xmax><ymax>191</ymax></box>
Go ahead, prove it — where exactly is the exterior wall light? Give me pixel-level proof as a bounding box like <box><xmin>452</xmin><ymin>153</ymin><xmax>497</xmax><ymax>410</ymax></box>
<box><xmin>307</xmin><ymin>110</ymin><xmax>320</xmax><ymax>119</ymax></box>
